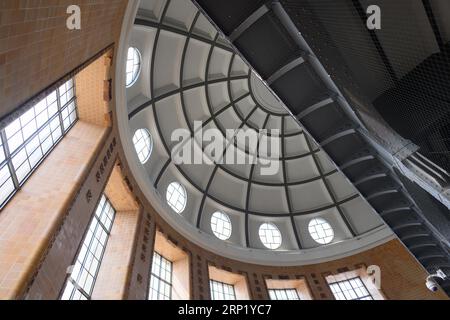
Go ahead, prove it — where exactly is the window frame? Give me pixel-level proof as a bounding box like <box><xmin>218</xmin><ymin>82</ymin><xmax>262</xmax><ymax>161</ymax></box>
<box><xmin>210</xmin><ymin>211</ymin><xmax>232</xmax><ymax>240</ymax></box>
<box><xmin>0</xmin><ymin>79</ymin><xmax>78</xmax><ymax>209</ymax></box>
<box><xmin>328</xmin><ymin>276</ymin><xmax>374</xmax><ymax>301</ymax></box>
<box><xmin>268</xmin><ymin>288</ymin><xmax>301</xmax><ymax>300</ymax></box>
<box><xmin>148</xmin><ymin>252</ymin><xmax>173</xmax><ymax>300</ymax></box>
<box><xmin>209</xmin><ymin>280</ymin><xmax>237</xmax><ymax>300</ymax></box>
<box><xmin>132</xmin><ymin>128</ymin><xmax>153</xmax><ymax>164</ymax></box>
<box><xmin>60</xmin><ymin>194</ymin><xmax>116</xmax><ymax>300</ymax></box>
<box><xmin>166</xmin><ymin>181</ymin><xmax>187</xmax><ymax>214</ymax></box>
<box><xmin>308</xmin><ymin>217</ymin><xmax>334</xmax><ymax>245</ymax></box>
<box><xmin>125</xmin><ymin>47</ymin><xmax>142</xmax><ymax>88</ymax></box>
<box><xmin>259</xmin><ymin>222</ymin><xmax>282</xmax><ymax>250</ymax></box>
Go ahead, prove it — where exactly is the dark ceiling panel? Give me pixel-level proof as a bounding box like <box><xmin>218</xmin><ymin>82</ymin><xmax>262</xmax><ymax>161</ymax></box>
<box><xmin>195</xmin><ymin>0</ymin><xmax>267</xmax><ymax>35</ymax></box>
<box><xmin>271</xmin><ymin>64</ymin><xmax>328</xmax><ymax>114</ymax></box>
<box><xmin>234</xmin><ymin>12</ymin><xmax>300</xmax><ymax>79</ymax></box>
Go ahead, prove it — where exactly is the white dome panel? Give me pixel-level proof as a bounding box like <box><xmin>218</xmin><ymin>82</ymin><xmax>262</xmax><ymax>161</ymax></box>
<box><xmin>192</xmin><ymin>14</ymin><xmax>217</xmax><ymax>40</ymax></box>
<box><xmin>285</xmin><ymin>155</ymin><xmax>320</xmax><ymax>182</ymax></box>
<box><xmin>230</xmin><ymin>78</ymin><xmax>249</xmax><ymax>99</ymax></box>
<box><xmin>153</xmin><ymin>30</ymin><xmax>185</xmax><ymax>95</ymax></box>
<box><xmin>340</xmin><ymin>197</ymin><xmax>385</xmax><ymax>234</ymax></box>
<box><xmin>183</xmin><ymin>86</ymin><xmax>210</xmax><ymax>126</ymax></box>
<box><xmin>208</xmin><ymin>82</ymin><xmax>230</xmax><ymax>113</ymax></box>
<box><xmin>209</xmin><ymin>47</ymin><xmax>233</xmax><ymax>79</ymax></box>
<box><xmin>208</xmin><ymin>168</ymin><xmax>247</xmax><ymax>210</ymax></box>
<box><xmin>326</xmin><ymin>171</ymin><xmax>358</xmax><ymax>201</ymax></box>
<box><xmin>183</xmin><ymin>39</ymin><xmax>210</xmax><ymax>85</ymax></box>
<box><xmin>164</xmin><ymin>0</ymin><xmax>198</xmax><ymax>30</ymax></box>
<box><xmin>138</xmin><ymin>0</ymin><xmax>166</xmax><ymax>22</ymax></box>
<box><xmin>249</xmin><ymin>184</ymin><xmax>289</xmax><ymax>214</ymax></box>
<box><xmin>231</xmin><ymin>56</ymin><xmax>249</xmax><ymax>77</ymax></box>
<box><xmin>289</xmin><ymin>180</ymin><xmax>334</xmax><ymax>212</ymax></box>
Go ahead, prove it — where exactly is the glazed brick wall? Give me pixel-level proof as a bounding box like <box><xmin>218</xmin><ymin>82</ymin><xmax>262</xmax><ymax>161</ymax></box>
<box><xmin>92</xmin><ymin>209</ymin><xmax>140</xmax><ymax>300</ymax></box>
<box><xmin>0</xmin><ymin>0</ymin><xmax>128</xmax><ymax>120</ymax></box>
<box><xmin>92</xmin><ymin>164</ymin><xmax>141</xmax><ymax>300</ymax></box>
<box><xmin>0</xmin><ymin>121</ymin><xmax>109</xmax><ymax>299</ymax></box>
<box><xmin>24</xmin><ymin>129</ymin><xmax>117</xmax><ymax>300</ymax></box>
<box><xmin>75</xmin><ymin>50</ymin><xmax>114</xmax><ymax>127</ymax></box>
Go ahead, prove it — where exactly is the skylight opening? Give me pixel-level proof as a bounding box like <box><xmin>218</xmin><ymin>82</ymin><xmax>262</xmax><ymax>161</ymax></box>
<box><xmin>166</xmin><ymin>182</ymin><xmax>187</xmax><ymax>214</ymax></box>
<box><xmin>126</xmin><ymin>47</ymin><xmax>141</xmax><ymax>88</ymax></box>
<box><xmin>259</xmin><ymin>223</ymin><xmax>282</xmax><ymax>249</ymax></box>
<box><xmin>133</xmin><ymin>128</ymin><xmax>153</xmax><ymax>164</ymax></box>
<box><xmin>210</xmin><ymin>211</ymin><xmax>232</xmax><ymax>240</ymax></box>
<box><xmin>308</xmin><ymin>218</ymin><xmax>334</xmax><ymax>245</ymax></box>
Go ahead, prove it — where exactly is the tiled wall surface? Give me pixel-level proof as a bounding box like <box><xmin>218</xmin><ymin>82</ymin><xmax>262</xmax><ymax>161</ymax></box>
<box><xmin>75</xmin><ymin>50</ymin><xmax>114</xmax><ymax>127</ymax></box>
<box><xmin>92</xmin><ymin>164</ymin><xmax>141</xmax><ymax>300</ymax></box>
<box><xmin>0</xmin><ymin>0</ymin><xmax>128</xmax><ymax>120</ymax></box>
<box><xmin>0</xmin><ymin>121</ymin><xmax>108</xmax><ymax>299</ymax></box>
<box><xmin>92</xmin><ymin>208</ymin><xmax>140</xmax><ymax>300</ymax></box>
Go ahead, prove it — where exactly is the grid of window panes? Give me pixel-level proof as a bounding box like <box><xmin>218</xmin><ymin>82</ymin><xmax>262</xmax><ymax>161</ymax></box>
<box><xmin>259</xmin><ymin>223</ymin><xmax>282</xmax><ymax>249</ymax></box>
<box><xmin>211</xmin><ymin>211</ymin><xmax>232</xmax><ymax>240</ymax></box>
<box><xmin>210</xmin><ymin>280</ymin><xmax>236</xmax><ymax>300</ymax></box>
<box><xmin>149</xmin><ymin>252</ymin><xmax>173</xmax><ymax>300</ymax></box>
<box><xmin>0</xmin><ymin>78</ymin><xmax>77</xmax><ymax>208</ymax></box>
<box><xmin>328</xmin><ymin>277</ymin><xmax>373</xmax><ymax>300</ymax></box>
<box><xmin>268</xmin><ymin>289</ymin><xmax>300</xmax><ymax>300</ymax></box>
<box><xmin>166</xmin><ymin>182</ymin><xmax>187</xmax><ymax>214</ymax></box>
<box><xmin>61</xmin><ymin>195</ymin><xmax>115</xmax><ymax>300</ymax></box>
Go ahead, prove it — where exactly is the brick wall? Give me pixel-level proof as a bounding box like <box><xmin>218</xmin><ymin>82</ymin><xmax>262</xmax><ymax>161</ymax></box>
<box><xmin>0</xmin><ymin>0</ymin><xmax>128</xmax><ymax>120</ymax></box>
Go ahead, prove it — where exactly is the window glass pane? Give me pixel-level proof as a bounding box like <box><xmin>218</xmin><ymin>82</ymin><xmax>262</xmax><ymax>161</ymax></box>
<box><xmin>0</xmin><ymin>78</ymin><xmax>77</xmax><ymax>208</ymax></box>
<box><xmin>133</xmin><ymin>129</ymin><xmax>153</xmax><ymax>164</ymax></box>
<box><xmin>211</xmin><ymin>211</ymin><xmax>232</xmax><ymax>240</ymax></box>
<box><xmin>149</xmin><ymin>252</ymin><xmax>173</xmax><ymax>300</ymax></box>
<box><xmin>268</xmin><ymin>289</ymin><xmax>300</xmax><ymax>300</ymax></box>
<box><xmin>0</xmin><ymin>164</ymin><xmax>15</xmax><ymax>206</ymax></box>
<box><xmin>259</xmin><ymin>223</ymin><xmax>282</xmax><ymax>249</ymax></box>
<box><xmin>61</xmin><ymin>195</ymin><xmax>115</xmax><ymax>300</ymax></box>
<box><xmin>327</xmin><ymin>277</ymin><xmax>373</xmax><ymax>300</ymax></box>
<box><xmin>166</xmin><ymin>182</ymin><xmax>187</xmax><ymax>214</ymax></box>
<box><xmin>126</xmin><ymin>47</ymin><xmax>141</xmax><ymax>87</ymax></box>
<box><xmin>210</xmin><ymin>280</ymin><xmax>236</xmax><ymax>300</ymax></box>
<box><xmin>0</xmin><ymin>140</ymin><xmax>5</xmax><ymax>164</ymax></box>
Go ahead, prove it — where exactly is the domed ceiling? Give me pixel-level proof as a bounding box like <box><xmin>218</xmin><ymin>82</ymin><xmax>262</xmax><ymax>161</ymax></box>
<box><xmin>118</xmin><ymin>0</ymin><xmax>393</xmax><ymax>265</ymax></box>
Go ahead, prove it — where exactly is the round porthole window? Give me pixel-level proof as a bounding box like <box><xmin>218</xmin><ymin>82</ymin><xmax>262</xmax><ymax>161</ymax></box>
<box><xmin>308</xmin><ymin>218</ymin><xmax>334</xmax><ymax>244</ymax></box>
<box><xmin>259</xmin><ymin>223</ymin><xmax>282</xmax><ymax>249</ymax></box>
<box><xmin>211</xmin><ymin>211</ymin><xmax>232</xmax><ymax>240</ymax></box>
<box><xmin>132</xmin><ymin>129</ymin><xmax>153</xmax><ymax>164</ymax></box>
<box><xmin>166</xmin><ymin>182</ymin><xmax>187</xmax><ymax>214</ymax></box>
<box><xmin>126</xmin><ymin>47</ymin><xmax>141</xmax><ymax>87</ymax></box>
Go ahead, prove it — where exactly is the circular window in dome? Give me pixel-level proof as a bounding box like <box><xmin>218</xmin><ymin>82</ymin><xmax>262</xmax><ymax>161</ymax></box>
<box><xmin>308</xmin><ymin>218</ymin><xmax>334</xmax><ymax>244</ymax></box>
<box><xmin>259</xmin><ymin>223</ymin><xmax>282</xmax><ymax>249</ymax></box>
<box><xmin>166</xmin><ymin>182</ymin><xmax>187</xmax><ymax>214</ymax></box>
<box><xmin>126</xmin><ymin>47</ymin><xmax>141</xmax><ymax>87</ymax></box>
<box><xmin>133</xmin><ymin>129</ymin><xmax>153</xmax><ymax>164</ymax></box>
<box><xmin>211</xmin><ymin>211</ymin><xmax>232</xmax><ymax>240</ymax></box>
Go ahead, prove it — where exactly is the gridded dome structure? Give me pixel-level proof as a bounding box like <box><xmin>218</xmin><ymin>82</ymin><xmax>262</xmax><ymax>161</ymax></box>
<box><xmin>120</xmin><ymin>0</ymin><xmax>392</xmax><ymax>265</ymax></box>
